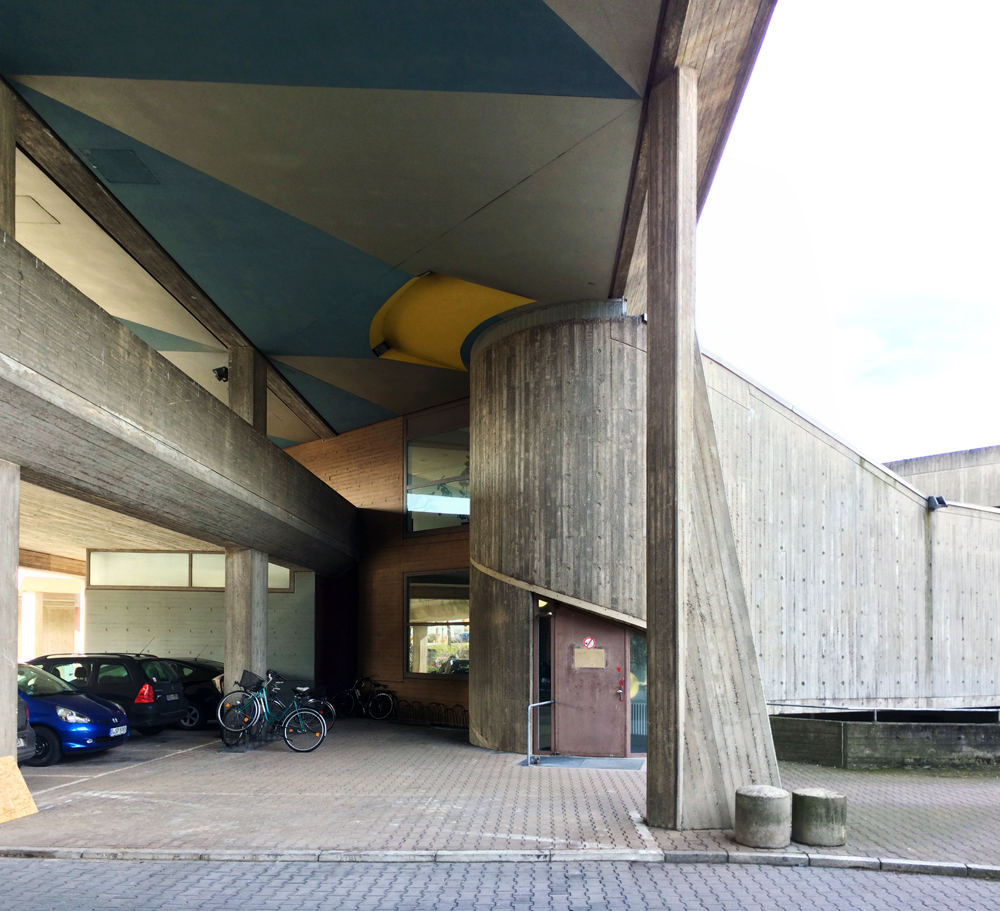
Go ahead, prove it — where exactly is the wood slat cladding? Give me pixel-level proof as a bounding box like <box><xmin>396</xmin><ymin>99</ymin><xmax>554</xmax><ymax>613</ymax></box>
<box><xmin>288</xmin><ymin>417</ymin><xmax>470</xmax><ymax>708</ymax></box>
<box><xmin>468</xmin><ymin>567</ymin><xmax>531</xmax><ymax>753</ymax></box>
<box><xmin>0</xmin><ymin>233</ymin><xmax>355</xmax><ymax>574</ymax></box>
<box><xmin>471</xmin><ymin>316</ymin><xmax>646</xmax><ymax>622</ymax></box>
<box><xmin>18</xmin><ymin>549</ymin><xmax>85</xmax><ymax>577</ymax></box>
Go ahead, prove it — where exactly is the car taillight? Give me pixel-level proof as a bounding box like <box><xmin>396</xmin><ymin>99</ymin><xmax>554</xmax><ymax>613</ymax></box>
<box><xmin>135</xmin><ymin>684</ymin><xmax>155</xmax><ymax>704</ymax></box>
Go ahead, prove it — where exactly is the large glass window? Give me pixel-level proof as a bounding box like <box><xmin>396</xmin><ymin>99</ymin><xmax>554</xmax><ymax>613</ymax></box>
<box><xmin>407</xmin><ymin>571</ymin><xmax>470</xmax><ymax>675</ymax></box>
<box><xmin>406</xmin><ymin>427</ymin><xmax>470</xmax><ymax>532</ymax></box>
<box><xmin>88</xmin><ymin>551</ymin><xmax>294</xmax><ymax>591</ymax></box>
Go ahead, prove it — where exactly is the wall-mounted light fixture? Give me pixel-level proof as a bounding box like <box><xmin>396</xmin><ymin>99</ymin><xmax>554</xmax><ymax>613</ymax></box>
<box><xmin>372</xmin><ymin>340</ymin><xmax>391</xmax><ymax>357</ymax></box>
<box><xmin>927</xmin><ymin>495</ymin><xmax>948</xmax><ymax>510</ymax></box>
<box><xmin>212</xmin><ymin>365</ymin><xmax>229</xmax><ymax>382</ymax></box>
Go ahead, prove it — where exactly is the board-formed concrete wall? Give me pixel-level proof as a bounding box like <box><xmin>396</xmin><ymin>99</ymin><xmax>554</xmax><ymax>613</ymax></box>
<box><xmin>84</xmin><ymin>573</ymin><xmax>316</xmax><ymax>681</ymax></box>
<box><xmin>704</xmin><ymin>356</ymin><xmax>1000</xmax><ymax>710</ymax></box>
<box><xmin>886</xmin><ymin>446</ymin><xmax>1000</xmax><ymax>510</ymax></box>
<box><xmin>470</xmin><ymin>301</ymin><xmax>646</xmax><ymax>624</ymax></box>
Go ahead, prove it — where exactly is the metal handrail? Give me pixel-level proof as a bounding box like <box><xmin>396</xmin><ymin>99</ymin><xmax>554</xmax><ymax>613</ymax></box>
<box><xmin>527</xmin><ymin>700</ymin><xmax>554</xmax><ymax>766</ymax></box>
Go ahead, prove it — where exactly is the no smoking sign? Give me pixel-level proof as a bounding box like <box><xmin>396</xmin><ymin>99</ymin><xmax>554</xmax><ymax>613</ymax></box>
<box><xmin>583</xmin><ymin>637</ymin><xmax>596</xmax><ymax>649</ymax></box>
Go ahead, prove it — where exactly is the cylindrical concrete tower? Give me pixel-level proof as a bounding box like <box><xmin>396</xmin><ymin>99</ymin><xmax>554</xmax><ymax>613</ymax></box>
<box><xmin>468</xmin><ymin>300</ymin><xmax>647</xmax><ymax>752</ymax></box>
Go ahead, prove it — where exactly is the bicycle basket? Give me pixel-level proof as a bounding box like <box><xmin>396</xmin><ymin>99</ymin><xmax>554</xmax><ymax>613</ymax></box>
<box><xmin>239</xmin><ymin>669</ymin><xmax>264</xmax><ymax>690</ymax></box>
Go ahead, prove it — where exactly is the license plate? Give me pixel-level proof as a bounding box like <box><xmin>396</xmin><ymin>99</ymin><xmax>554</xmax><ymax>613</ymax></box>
<box><xmin>109</xmin><ymin>725</ymin><xmax>128</xmax><ymax>737</ymax></box>
<box><xmin>165</xmin><ymin>693</ymin><xmax>179</xmax><ymax>701</ymax></box>
<box><xmin>16</xmin><ymin>737</ymin><xmax>25</xmax><ymax>748</ymax></box>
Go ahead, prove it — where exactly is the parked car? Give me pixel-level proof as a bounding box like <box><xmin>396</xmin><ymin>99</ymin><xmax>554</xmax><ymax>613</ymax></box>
<box><xmin>28</xmin><ymin>653</ymin><xmax>187</xmax><ymax>734</ymax></box>
<box><xmin>17</xmin><ymin>664</ymin><xmax>129</xmax><ymax>766</ymax></box>
<box><xmin>162</xmin><ymin>657</ymin><xmax>224</xmax><ymax>729</ymax></box>
<box><xmin>16</xmin><ymin>696</ymin><xmax>36</xmax><ymax>765</ymax></box>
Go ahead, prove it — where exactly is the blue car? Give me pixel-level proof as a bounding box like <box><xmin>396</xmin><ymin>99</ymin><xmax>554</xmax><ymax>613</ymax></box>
<box><xmin>17</xmin><ymin>664</ymin><xmax>130</xmax><ymax>766</ymax></box>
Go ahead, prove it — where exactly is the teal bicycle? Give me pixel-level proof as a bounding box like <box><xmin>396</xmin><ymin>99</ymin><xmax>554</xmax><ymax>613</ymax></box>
<box><xmin>217</xmin><ymin>669</ymin><xmax>326</xmax><ymax>752</ymax></box>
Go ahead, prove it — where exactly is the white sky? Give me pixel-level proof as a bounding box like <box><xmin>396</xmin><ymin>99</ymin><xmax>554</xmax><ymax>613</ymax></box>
<box><xmin>696</xmin><ymin>1</ymin><xmax>999</xmax><ymax>464</ymax></box>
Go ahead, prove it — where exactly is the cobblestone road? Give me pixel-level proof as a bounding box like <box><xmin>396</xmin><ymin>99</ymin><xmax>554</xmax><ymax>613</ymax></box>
<box><xmin>1</xmin><ymin>859</ymin><xmax>998</xmax><ymax>911</ymax></box>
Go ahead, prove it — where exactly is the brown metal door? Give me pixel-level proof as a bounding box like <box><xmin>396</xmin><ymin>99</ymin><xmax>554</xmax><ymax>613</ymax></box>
<box><xmin>552</xmin><ymin>608</ymin><xmax>628</xmax><ymax>757</ymax></box>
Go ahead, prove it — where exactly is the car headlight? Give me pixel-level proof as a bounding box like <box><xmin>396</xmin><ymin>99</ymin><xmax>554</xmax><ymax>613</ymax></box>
<box><xmin>56</xmin><ymin>706</ymin><xmax>91</xmax><ymax>723</ymax></box>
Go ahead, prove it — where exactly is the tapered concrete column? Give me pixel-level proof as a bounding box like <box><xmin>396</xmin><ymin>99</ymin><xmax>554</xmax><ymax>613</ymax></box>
<box><xmin>229</xmin><ymin>347</ymin><xmax>268</xmax><ymax>435</ymax></box>
<box><xmin>0</xmin><ymin>83</ymin><xmax>14</xmax><ymax>237</ymax></box>
<box><xmin>0</xmin><ymin>460</ymin><xmax>19</xmax><ymax>758</ymax></box>
<box><xmin>645</xmin><ymin>68</ymin><xmax>780</xmax><ymax>830</ymax></box>
<box><xmin>224</xmin><ymin>547</ymin><xmax>268</xmax><ymax>690</ymax></box>
<box><xmin>646</xmin><ymin>67</ymin><xmax>698</xmax><ymax>830</ymax></box>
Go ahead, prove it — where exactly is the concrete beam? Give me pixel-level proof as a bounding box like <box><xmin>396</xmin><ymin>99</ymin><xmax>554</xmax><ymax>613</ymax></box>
<box><xmin>0</xmin><ymin>233</ymin><xmax>356</xmax><ymax>575</ymax></box>
<box><xmin>0</xmin><ymin>84</ymin><xmax>13</xmax><ymax>237</ymax></box>
<box><xmin>225</xmin><ymin>547</ymin><xmax>268</xmax><ymax>688</ymax></box>
<box><xmin>11</xmin><ymin>89</ymin><xmax>336</xmax><ymax>441</ymax></box>
<box><xmin>230</xmin><ymin>347</ymin><xmax>268</xmax><ymax>435</ymax></box>
<box><xmin>610</xmin><ymin>0</ymin><xmax>776</xmax><ymax>297</ymax></box>
<box><xmin>0</xmin><ymin>460</ymin><xmax>17</xmax><ymax>759</ymax></box>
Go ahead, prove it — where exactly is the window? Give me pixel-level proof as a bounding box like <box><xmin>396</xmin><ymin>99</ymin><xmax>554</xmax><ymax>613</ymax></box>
<box><xmin>406</xmin><ymin>571</ymin><xmax>470</xmax><ymax>676</ymax></box>
<box><xmin>407</xmin><ymin>428</ymin><xmax>470</xmax><ymax>532</ymax></box>
<box><xmin>96</xmin><ymin>662</ymin><xmax>131</xmax><ymax>685</ymax></box>
<box><xmin>87</xmin><ymin>551</ymin><xmax>294</xmax><ymax>592</ymax></box>
<box><xmin>51</xmin><ymin>661</ymin><xmax>90</xmax><ymax>686</ymax></box>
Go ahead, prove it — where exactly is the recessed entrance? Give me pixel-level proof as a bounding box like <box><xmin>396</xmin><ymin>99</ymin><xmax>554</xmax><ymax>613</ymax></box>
<box><xmin>534</xmin><ymin>599</ymin><xmax>636</xmax><ymax>758</ymax></box>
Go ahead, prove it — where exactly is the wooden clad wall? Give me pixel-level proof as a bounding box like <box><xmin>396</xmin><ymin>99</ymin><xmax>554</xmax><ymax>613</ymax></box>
<box><xmin>886</xmin><ymin>447</ymin><xmax>1000</xmax><ymax>510</ymax></box>
<box><xmin>289</xmin><ymin>419</ymin><xmax>470</xmax><ymax>708</ymax></box>
<box><xmin>471</xmin><ymin>316</ymin><xmax>646</xmax><ymax>622</ymax></box>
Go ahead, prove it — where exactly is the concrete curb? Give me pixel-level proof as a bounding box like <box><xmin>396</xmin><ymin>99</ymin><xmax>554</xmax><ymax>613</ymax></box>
<box><xmin>0</xmin><ymin>846</ymin><xmax>997</xmax><ymax>878</ymax></box>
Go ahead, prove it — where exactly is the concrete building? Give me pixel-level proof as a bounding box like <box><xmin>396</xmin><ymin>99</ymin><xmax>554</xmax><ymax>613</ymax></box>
<box><xmin>1</xmin><ymin>2</ymin><xmax>997</xmax><ymax>832</ymax></box>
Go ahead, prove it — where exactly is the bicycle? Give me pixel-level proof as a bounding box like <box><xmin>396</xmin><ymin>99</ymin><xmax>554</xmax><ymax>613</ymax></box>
<box><xmin>332</xmin><ymin>676</ymin><xmax>395</xmax><ymax>720</ymax></box>
<box><xmin>217</xmin><ymin>669</ymin><xmax>327</xmax><ymax>752</ymax></box>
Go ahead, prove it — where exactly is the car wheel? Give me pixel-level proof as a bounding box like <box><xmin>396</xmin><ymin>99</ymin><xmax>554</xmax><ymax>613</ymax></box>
<box><xmin>25</xmin><ymin>727</ymin><xmax>62</xmax><ymax>767</ymax></box>
<box><xmin>137</xmin><ymin>725</ymin><xmax>165</xmax><ymax>736</ymax></box>
<box><xmin>177</xmin><ymin>703</ymin><xmax>203</xmax><ymax>730</ymax></box>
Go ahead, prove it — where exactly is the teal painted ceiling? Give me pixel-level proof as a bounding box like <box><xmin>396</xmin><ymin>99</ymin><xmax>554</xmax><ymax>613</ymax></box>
<box><xmin>2</xmin><ymin>1</ymin><xmax>659</xmax><ymax>437</ymax></box>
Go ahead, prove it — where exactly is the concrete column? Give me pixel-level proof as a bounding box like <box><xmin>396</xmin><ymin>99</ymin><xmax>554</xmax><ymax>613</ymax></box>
<box><xmin>0</xmin><ymin>460</ymin><xmax>20</xmax><ymax>758</ymax></box>
<box><xmin>224</xmin><ymin>547</ymin><xmax>268</xmax><ymax>691</ymax></box>
<box><xmin>229</xmin><ymin>347</ymin><xmax>268</xmax><ymax>434</ymax></box>
<box><xmin>0</xmin><ymin>82</ymin><xmax>15</xmax><ymax>238</ymax></box>
<box><xmin>646</xmin><ymin>67</ymin><xmax>698</xmax><ymax>830</ymax></box>
<box><xmin>645</xmin><ymin>67</ymin><xmax>780</xmax><ymax>830</ymax></box>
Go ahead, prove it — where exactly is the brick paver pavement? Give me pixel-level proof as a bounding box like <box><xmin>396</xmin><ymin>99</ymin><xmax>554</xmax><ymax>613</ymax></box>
<box><xmin>1</xmin><ymin>859</ymin><xmax>999</xmax><ymax>910</ymax></box>
<box><xmin>4</xmin><ymin>721</ymin><xmax>1000</xmax><ymax>868</ymax></box>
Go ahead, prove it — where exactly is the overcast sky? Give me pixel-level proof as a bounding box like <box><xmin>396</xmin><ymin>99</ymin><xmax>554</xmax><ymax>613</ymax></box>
<box><xmin>696</xmin><ymin>1</ymin><xmax>999</xmax><ymax>464</ymax></box>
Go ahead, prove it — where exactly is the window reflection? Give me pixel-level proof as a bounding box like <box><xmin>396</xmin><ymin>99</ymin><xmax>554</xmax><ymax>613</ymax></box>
<box><xmin>407</xmin><ymin>571</ymin><xmax>470</xmax><ymax>675</ymax></box>
<box><xmin>406</xmin><ymin>428</ymin><xmax>470</xmax><ymax>532</ymax></box>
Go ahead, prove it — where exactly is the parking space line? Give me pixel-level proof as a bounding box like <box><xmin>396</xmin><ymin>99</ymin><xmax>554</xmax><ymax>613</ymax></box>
<box><xmin>29</xmin><ymin>742</ymin><xmax>216</xmax><ymax>797</ymax></box>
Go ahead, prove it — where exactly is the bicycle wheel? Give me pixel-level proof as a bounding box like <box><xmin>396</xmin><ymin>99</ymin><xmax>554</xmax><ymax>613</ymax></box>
<box><xmin>368</xmin><ymin>691</ymin><xmax>394</xmax><ymax>721</ymax></box>
<box><xmin>332</xmin><ymin>690</ymin><xmax>355</xmax><ymax>718</ymax></box>
<box><xmin>307</xmin><ymin>698</ymin><xmax>336</xmax><ymax>729</ymax></box>
<box><xmin>282</xmin><ymin>707</ymin><xmax>326</xmax><ymax>752</ymax></box>
<box><xmin>217</xmin><ymin>691</ymin><xmax>260</xmax><ymax>732</ymax></box>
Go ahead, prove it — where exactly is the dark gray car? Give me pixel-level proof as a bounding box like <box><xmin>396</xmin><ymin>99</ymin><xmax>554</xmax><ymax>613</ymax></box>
<box><xmin>16</xmin><ymin>696</ymin><xmax>35</xmax><ymax>764</ymax></box>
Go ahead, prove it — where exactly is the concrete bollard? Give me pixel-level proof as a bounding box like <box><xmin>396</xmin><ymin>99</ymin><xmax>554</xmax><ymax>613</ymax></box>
<box><xmin>792</xmin><ymin>788</ymin><xmax>847</xmax><ymax>846</ymax></box>
<box><xmin>734</xmin><ymin>785</ymin><xmax>792</xmax><ymax>848</ymax></box>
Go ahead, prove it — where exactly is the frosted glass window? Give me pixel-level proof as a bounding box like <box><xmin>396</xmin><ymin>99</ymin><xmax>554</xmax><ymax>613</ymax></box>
<box><xmin>90</xmin><ymin>552</ymin><xmax>189</xmax><ymax>587</ymax></box>
<box><xmin>192</xmin><ymin>553</ymin><xmax>226</xmax><ymax>588</ymax></box>
<box><xmin>268</xmin><ymin>563</ymin><xmax>291</xmax><ymax>589</ymax></box>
